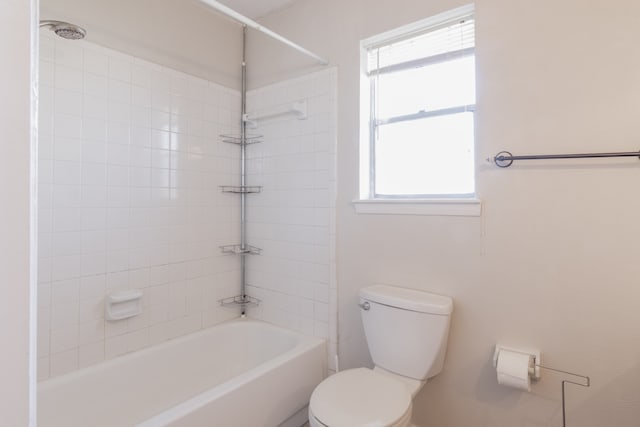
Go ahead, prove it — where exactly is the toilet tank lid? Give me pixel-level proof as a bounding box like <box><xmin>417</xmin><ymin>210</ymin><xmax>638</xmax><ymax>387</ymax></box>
<box><xmin>360</xmin><ymin>285</ymin><xmax>453</xmax><ymax>315</ymax></box>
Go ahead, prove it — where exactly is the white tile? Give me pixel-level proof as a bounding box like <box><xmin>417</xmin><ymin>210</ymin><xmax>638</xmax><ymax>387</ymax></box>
<box><xmin>55</xmin><ymin>65</ymin><xmax>83</xmax><ymax>92</ymax></box>
<box><xmin>132</xmin><ymin>86</ymin><xmax>152</xmax><ymax>108</ymax></box>
<box><xmin>52</xmin><ymin>185</ymin><xmax>81</xmax><ymax>208</ymax></box>
<box><xmin>128</xmin><ymin>268</ymin><xmax>150</xmax><ymax>288</ymax></box>
<box><xmin>170</xmin><ymin>113</ymin><xmax>187</xmax><ymax>134</ymax></box>
<box><xmin>38</xmin><ymin>282</ymin><xmax>52</xmax><ymax>310</ymax></box>
<box><xmin>152</xmin><ymin>149</ymin><xmax>171</xmax><ymax>169</ymax></box>
<box><xmin>81</xmin><ymin>230</ymin><xmax>107</xmax><ymax>254</ymax></box>
<box><xmin>108</xmin><ymin>101</ymin><xmax>131</xmax><ymax>124</ymax></box>
<box><xmin>109</xmin><ymin>80</ymin><xmax>131</xmax><ymax>103</ymax></box>
<box><xmin>107</xmin><ymin>166</ymin><xmax>128</xmax><ymax>188</ymax></box>
<box><xmin>38</xmin><ymin>257</ymin><xmax>53</xmax><ymax>283</ymax></box>
<box><xmin>107</xmin><ymin>123</ymin><xmax>130</xmax><ymax>146</ymax></box>
<box><xmin>82</xmin><ymin>141</ymin><xmax>107</xmax><ymax>165</ymax></box>
<box><xmin>107</xmin><ymin>229</ymin><xmax>129</xmax><ymax>251</ymax></box>
<box><xmin>52</xmin><ymin>208</ymin><xmax>81</xmax><ymax>232</ymax></box>
<box><xmin>50</xmin><ymin>325</ymin><xmax>79</xmax><ymax>353</ymax></box>
<box><xmin>39</xmin><ymin>133</ymin><xmax>54</xmax><ymax>160</ymax></box>
<box><xmin>106</xmin><ymin>271</ymin><xmax>128</xmax><ymax>290</ymax></box>
<box><xmin>109</xmin><ymin>57</ymin><xmax>132</xmax><ymax>82</ymax></box>
<box><xmin>130</xmin><ymin>147</ymin><xmax>151</xmax><ymax>167</ymax></box>
<box><xmin>130</xmin><ymin>187</ymin><xmax>152</xmax><ymax>207</ymax></box>
<box><xmin>81</xmin><ymin>207</ymin><xmax>106</xmax><ymax>230</ymax></box>
<box><xmin>54</xmin><ymin>114</ymin><xmax>82</xmax><ymax>139</ymax></box>
<box><xmin>152</xmin><ymin>129</ymin><xmax>171</xmax><ymax>150</ymax></box>
<box><xmin>37</xmin><ymin>357</ymin><xmax>50</xmax><ymax>381</ymax></box>
<box><xmin>84</xmin><ymin>50</ymin><xmax>108</xmax><ymax>75</ymax></box>
<box><xmin>131</xmin><ymin>127</ymin><xmax>152</xmax><ymax>147</ymax></box>
<box><xmin>106</xmin><ymin>207</ymin><xmax>129</xmax><ymax>229</ymax></box>
<box><xmin>151</xmin><ymin>70</ymin><xmax>171</xmax><ymax>93</ymax></box>
<box><xmin>81</xmin><ymin>253</ymin><xmax>107</xmax><ymax>276</ymax></box>
<box><xmin>51</xmin><ymin>255</ymin><xmax>81</xmax><ymax>281</ymax></box>
<box><xmin>107</xmin><ymin>186</ymin><xmax>129</xmax><ymax>208</ymax></box>
<box><xmin>107</xmin><ymin>250</ymin><xmax>129</xmax><ymax>273</ymax></box>
<box><xmin>82</xmin><ymin>120</ymin><xmax>108</xmax><ymax>148</ymax></box>
<box><xmin>152</xmin><ymin>110</ymin><xmax>171</xmax><ymax>131</ymax></box>
<box><xmin>39</xmin><ymin>35</ymin><xmax>55</xmax><ymax>62</ymax></box>
<box><xmin>51</xmin><ymin>277</ymin><xmax>80</xmax><ymax>306</ymax></box>
<box><xmin>129</xmin><ymin>168</ymin><xmax>150</xmax><ymax>187</ymax></box>
<box><xmin>152</xmin><ymin>91</ymin><xmax>171</xmax><ymax>113</ymax></box>
<box><xmin>54</xmin><ymin>160</ymin><xmax>82</xmax><ymax>185</ymax></box>
<box><xmin>148</xmin><ymin>322</ymin><xmax>168</xmax><ymax>345</ymax></box>
<box><xmin>126</xmin><ymin>328</ymin><xmax>150</xmax><ymax>352</ymax></box>
<box><xmin>171</xmin><ymin>75</ymin><xmax>189</xmax><ymax>96</ymax></box>
<box><xmin>171</xmin><ymin>95</ymin><xmax>189</xmax><ymax>116</ymax></box>
<box><xmin>80</xmin><ymin>274</ymin><xmax>106</xmax><ymax>300</ymax></box>
<box><xmin>39</xmin><ymin>159</ymin><xmax>53</xmax><ymax>184</ymax></box>
<box><xmin>105</xmin><ymin>334</ymin><xmax>128</xmax><ymax>359</ymax></box>
<box><xmin>132</xmin><ymin>65</ymin><xmax>151</xmax><ymax>87</ymax></box>
<box><xmin>79</xmin><ymin>341</ymin><xmax>104</xmax><ymax>368</ymax></box>
<box><xmin>81</xmin><ymin>164</ymin><xmax>107</xmax><ymax>186</ymax></box>
<box><xmin>84</xmin><ymin>74</ymin><xmax>108</xmax><ymax>98</ymax></box>
<box><xmin>105</xmin><ymin>319</ymin><xmax>128</xmax><ymax>342</ymax></box>
<box><xmin>131</xmin><ymin>107</ymin><xmax>151</xmax><ymax>128</ymax></box>
<box><xmin>55</xmin><ymin>89</ymin><xmax>83</xmax><ymax>116</ymax></box>
<box><xmin>50</xmin><ymin>349</ymin><xmax>78</xmax><ymax>377</ymax></box>
<box><xmin>79</xmin><ymin>319</ymin><xmax>105</xmax><ymax>345</ymax></box>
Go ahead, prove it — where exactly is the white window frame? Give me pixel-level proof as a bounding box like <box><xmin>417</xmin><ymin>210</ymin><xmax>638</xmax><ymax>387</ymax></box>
<box><xmin>354</xmin><ymin>4</ymin><xmax>481</xmax><ymax>216</ymax></box>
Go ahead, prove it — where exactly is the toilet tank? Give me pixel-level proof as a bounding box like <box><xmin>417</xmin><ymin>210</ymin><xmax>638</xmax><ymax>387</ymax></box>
<box><xmin>360</xmin><ymin>285</ymin><xmax>453</xmax><ymax>381</ymax></box>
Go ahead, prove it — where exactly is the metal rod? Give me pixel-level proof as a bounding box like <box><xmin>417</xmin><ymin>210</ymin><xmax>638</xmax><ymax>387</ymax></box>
<box><xmin>240</xmin><ymin>26</ymin><xmax>247</xmax><ymax>315</ymax></box>
<box><xmin>535</xmin><ymin>364</ymin><xmax>590</xmax><ymax>427</ymax></box>
<box><xmin>376</xmin><ymin>104</ymin><xmax>475</xmax><ymax>126</ymax></box>
<box><xmin>492</xmin><ymin>150</ymin><xmax>640</xmax><ymax>168</ymax></box>
<box><xmin>199</xmin><ymin>0</ymin><xmax>329</xmax><ymax>65</ymax></box>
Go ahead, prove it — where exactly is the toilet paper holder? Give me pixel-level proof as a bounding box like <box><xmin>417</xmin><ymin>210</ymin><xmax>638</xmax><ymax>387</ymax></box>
<box><xmin>492</xmin><ymin>345</ymin><xmax>541</xmax><ymax>380</ymax></box>
<box><xmin>493</xmin><ymin>345</ymin><xmax>590</xmax><ymax>427</ymax></box>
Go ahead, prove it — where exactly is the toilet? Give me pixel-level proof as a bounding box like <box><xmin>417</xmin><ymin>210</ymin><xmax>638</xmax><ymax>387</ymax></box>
<box><xmin>308</xmin><ymin>285</ymin><xmax>453</xmax><ymax>427</ymax></box>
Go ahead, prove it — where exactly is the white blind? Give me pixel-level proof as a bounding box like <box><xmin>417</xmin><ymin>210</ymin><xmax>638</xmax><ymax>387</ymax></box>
<box><xmin>368</xmin><ymin>17</ymin><xmax>475</xmax><ymax>73</ymax></box>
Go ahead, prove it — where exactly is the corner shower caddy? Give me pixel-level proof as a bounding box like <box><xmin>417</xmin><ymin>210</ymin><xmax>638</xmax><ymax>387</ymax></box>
<box><xmin>204</xmin><ymin>0</ymin><xmax>327</xmax><ymax>316</ymax></box>
<box><xmin>218</xmin><ymin>27</ymin><xmax>263</xmax><ymax>314</ymax></box>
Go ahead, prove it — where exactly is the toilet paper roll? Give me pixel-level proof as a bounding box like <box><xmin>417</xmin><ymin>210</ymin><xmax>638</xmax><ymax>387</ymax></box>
<box><xmin>496</xmin><ymin>350</ymin><xmax>531</xmax><ymax>391</ymax></box>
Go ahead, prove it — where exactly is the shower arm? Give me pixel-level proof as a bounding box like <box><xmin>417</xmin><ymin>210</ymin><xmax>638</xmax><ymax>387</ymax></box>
<box><xmin>198</xmin><ymin>0</ymin><xmax>329</xmax><ymax>65</ymax></box>
<box><xmin>39</xmin><ymin>20</ymin><xmax>60</xmax><ymax>28</ymax></box>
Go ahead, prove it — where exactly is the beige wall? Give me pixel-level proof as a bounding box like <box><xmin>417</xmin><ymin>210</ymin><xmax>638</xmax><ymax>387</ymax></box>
<box><xmin>0</xmin><ymin>0</ymin><xmax>36</xmax><ymax>425</ymax></box>
<box><xmin>251</xmin><ymin>1</ymin><xmax>640</xmax><ymax>425</ymax></box>
<box><xmin>40</xmin><ymin>0</ymin><xmax>243</xmax><ymax>89</ymax></box>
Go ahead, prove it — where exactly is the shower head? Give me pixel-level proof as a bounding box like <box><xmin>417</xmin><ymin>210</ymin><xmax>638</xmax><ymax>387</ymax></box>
<box><xmin>39</xmin><ymin>20</ymin><xmax>86</xmax><ymax>40</ymax></box>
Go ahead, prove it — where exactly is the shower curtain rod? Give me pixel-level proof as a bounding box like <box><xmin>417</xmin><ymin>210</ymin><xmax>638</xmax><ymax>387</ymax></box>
<box><xmin>198</xmin><ymin>0</ymin><xmax>329</xmax><ymax>65</ymax></box>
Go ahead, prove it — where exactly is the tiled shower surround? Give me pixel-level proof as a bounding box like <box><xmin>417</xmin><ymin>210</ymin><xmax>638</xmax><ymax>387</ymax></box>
<box><xmin>245</xmin><ymin>70</ymin><xmax>338</xmax><ymax>370</ymax></box>
<box><xmin>37</xmin><ymin>34</ymin><xmax>336</xmax><ymax>379</ymax></box>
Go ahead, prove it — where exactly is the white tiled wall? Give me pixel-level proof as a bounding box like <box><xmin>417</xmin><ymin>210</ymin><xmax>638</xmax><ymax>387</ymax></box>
<box><xmin>244</xmin><ymin>69</ymin><xmax>338</xmax><ymax>369</ymax></box>
<box><xmin>37</xmin><ymin>34</ymin><xmax>244</xmax><ymax>380</ymax></box>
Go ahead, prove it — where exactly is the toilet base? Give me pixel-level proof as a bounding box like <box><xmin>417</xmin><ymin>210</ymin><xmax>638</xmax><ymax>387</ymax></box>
<box><xmin>308</xmin><ymin>405</ymin><xmax>412</xmax><ymax>427</ymax></box>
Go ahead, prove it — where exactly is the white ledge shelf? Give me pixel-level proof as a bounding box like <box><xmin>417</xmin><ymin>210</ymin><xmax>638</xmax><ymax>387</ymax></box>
<box><xmin>220</xmin><ymin>244</ymin><xmax>262</xmax><ymax>255</ymax></box>
<box><xmin>220</xmin><ymin>185</ymin><xmax>263</xmax><ymax>194</ymax></box>
<box><xmin>352</xmin><ymin>198</ymin><xmax>482</xmax><ymax>216</ymax></box>
<box><xmin>219</xmin><ymin>295</ymin><xmax>261</xmax><ymax>309</ymax></box>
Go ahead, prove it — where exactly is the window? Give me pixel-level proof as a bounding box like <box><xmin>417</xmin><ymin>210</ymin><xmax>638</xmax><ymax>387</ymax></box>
<box><xmin>359</xmin><ymin>5</ymin><xmax>477</xmax><ymax>206</ymax></box>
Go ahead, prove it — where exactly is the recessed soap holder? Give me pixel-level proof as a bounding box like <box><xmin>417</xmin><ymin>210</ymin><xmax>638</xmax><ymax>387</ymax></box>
<box><xmin>105</xmin><ymin>289</ymin><xmax>143</xmax><ymax>321</ymax></box>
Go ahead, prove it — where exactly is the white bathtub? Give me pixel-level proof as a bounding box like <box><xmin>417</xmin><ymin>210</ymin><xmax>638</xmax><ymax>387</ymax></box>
<box><xmin>38</xmin><ymin>319</ymin><xmax>327</xmax><ymax>427</ymax></box>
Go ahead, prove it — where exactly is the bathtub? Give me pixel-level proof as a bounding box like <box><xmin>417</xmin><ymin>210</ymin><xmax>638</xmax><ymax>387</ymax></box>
<box><xmin>38</xmin><ymin>319</ymin><xmax>327</xmax><ymax>427</ymax></box>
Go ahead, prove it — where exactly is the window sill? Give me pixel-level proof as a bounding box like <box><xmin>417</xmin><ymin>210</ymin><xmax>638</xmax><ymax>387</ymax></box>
<box><xmin>352</xmin><ymin>198</ymin><xmax>482</xmax><ymax>216</ymax></box>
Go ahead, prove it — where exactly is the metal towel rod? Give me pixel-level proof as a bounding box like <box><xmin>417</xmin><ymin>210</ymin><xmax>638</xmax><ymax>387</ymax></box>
<box><xmin>490</xmin><ymin>150</ymin><xmax>640</xmax><ymax>168</ymax></box>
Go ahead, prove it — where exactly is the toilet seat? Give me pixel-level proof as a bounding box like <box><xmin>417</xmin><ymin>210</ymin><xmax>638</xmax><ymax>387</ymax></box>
<box><xmin>309</xmin><ymin>368</ymin><xmax>412</xmax><ymax>427</ymax></box>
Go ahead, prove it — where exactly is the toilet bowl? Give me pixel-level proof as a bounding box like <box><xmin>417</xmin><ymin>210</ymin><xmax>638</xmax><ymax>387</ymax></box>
<box><xmin>308</xmin><ymin>285</ymin><xmax>453</xmax><ymax>427</ymax></box>
<box><xmin>308</xmin><ymin>368</ymin><xmax>413</xmax><ymax>427</ymax></box>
